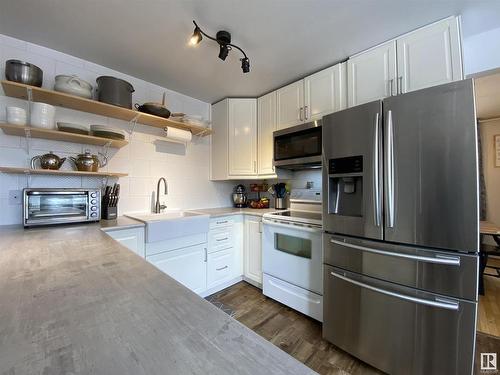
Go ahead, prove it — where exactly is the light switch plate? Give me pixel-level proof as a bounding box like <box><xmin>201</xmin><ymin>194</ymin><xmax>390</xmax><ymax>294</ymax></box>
<box><xmin>8</xmin><ymin>190</ymin><xmax>22</xmax><ymax>205</ymax></box>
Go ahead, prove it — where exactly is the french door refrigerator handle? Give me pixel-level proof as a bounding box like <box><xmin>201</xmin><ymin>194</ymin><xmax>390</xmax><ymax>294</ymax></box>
<box><xmin>373</xmin><ymin>112</ymin><xmax>381</xmax><ymax>227</ymax></box>
<box><xmin>386</xmin><ymin>110</ymin><xmax>395</xmax><ymax>228</ymax></box>
<box><xmin>330</xmin><ymin>271</ymin><xmax>459</xmax><ymax>311</ymax></box>
<box><xmin>329</xmin><ymin>239</ymin><xmax>461</xmax><ymax>266</ymax></box>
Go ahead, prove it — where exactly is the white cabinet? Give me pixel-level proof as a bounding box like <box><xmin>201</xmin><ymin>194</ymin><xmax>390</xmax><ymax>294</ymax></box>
<box><xmin>244</xmin><ymin>216</ymin><xmax>262</xmax><ymax>286</ymax></box>
<box><xmin>347</xmin><ymin>17</ymin><xmax>463</xmax><ymax>107</ymax></box>
<box><xmin>148</xmin><ymin>243</ymin><xmax>207</xmax><ymax>294</ymax></box>
<box><xmin>277</xmin><ymin>63</ymin><xmax>347</xmax><ymax>129</ymax></box>
<box><xmin>258</xmin><ymin>91</ymin><xmax>277</xmax><ymax>176</ymax></box>
<box><xmin>228</xmin><ymin>99</ymin><xmax>257</xmax><ymax>176</ymax></box>
<box><xmin>207</xmin><ymin>248</ymin><xmax>234</xmax><ymax>289</ymax></box>
<box><xmin>210</xmin><ymin>99</ymin><xmax>257</xmax><ymax>180</ymax></box>
<box><xmin>277</xmin><ymin>80</ymin><xmax>304</xmax><ymax>130</ymax></box>
<box><xmin>397</xmin><ymin>17</ymin><xmax>462</xmax><ymax>94</ymax></box>
<box><xmin>348</xmin><ymin>41</ymin><xmax>397</xmax><ymax>107</ymax></box>
<box><xmin>304</xmin><ymin>63</ymin><xmax>347</xmax><ymax>120</ymax></box>
<box><xmin>104</xmin><ymin>227</ymin><xmax>145</xmax><ymax>258</ymax></box>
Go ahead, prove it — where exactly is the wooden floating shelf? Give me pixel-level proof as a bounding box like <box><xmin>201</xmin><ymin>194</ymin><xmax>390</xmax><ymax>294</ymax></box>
<box><xmin>0</xmin><ymin>123</ymin><xmax>129</xmax><ymax>148</ymax></box>
<box><xmin>0</xmin><ymin>166</ymin><xmax>127</xmax><ymax>178</ymax></box>
<box><xmin>1</xmin><ymin>80</ymin><xmax>212</xmax><ymax>137</ymax></box>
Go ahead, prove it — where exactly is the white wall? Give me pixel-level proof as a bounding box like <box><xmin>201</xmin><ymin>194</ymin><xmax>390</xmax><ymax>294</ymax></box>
<box><xmin>463</xmin><ymin>26</ymin><xmax>500</xmax><ymax>76</ymax></box>
<box><xmin>0</xmin><ymin>34</ymin><xmax>235</xmax><ymax>225</ymax></box>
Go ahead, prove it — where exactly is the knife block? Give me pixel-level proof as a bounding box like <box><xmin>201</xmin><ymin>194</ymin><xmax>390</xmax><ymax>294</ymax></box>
<box><xmin>102</xmin><ymin>205</ymin><xmax>117</xmax><ymax>220</ymax></box>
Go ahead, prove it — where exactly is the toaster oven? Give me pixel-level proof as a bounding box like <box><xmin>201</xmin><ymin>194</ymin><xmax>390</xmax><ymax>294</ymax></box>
<box><xmin>23</xmin><ymin>188</ymin><xmax>100</xmax><ymax>227</ymax></box>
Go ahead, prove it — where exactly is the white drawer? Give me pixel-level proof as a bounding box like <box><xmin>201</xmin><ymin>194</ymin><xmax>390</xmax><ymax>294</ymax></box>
<box><xmin>210</xmin><ymin>216</ymin><xmax>235</xmax><ymax>230</ymax></box>
<box><xmin>263</xmin><ymin>273</ymin><xmax>323</xmax><ymax>322</ymax></box>
<box><xmin>209</xmin><ymin>228</ymin><xmax>233</xmax><ymax>253</ymax></box>
<box><xmin>207</xmin><ymin>248</ymin><xmax>234</xmax><ymax>289</ymax></box>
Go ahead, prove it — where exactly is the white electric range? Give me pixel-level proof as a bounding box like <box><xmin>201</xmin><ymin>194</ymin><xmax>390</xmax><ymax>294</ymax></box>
<box><xmin>262</xmin><ymin>189</ymin><xmax>323</xmax><ymax>321</ymax></box>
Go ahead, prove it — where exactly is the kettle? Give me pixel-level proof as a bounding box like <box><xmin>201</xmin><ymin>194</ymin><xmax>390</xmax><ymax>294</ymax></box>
<box><xmin>30</xmin><ymin>151</ymin><xmax>66</xmax><ymax>170</ymax></box>
<box><xmin>69</xmin><ymin>149</ymin><xmax>108</xmax><ymax>172</ymax></box>
<box><xmin>232</xmin><ymin>184</ymin><xmax>247</xmax><ymax>208</ymax></box>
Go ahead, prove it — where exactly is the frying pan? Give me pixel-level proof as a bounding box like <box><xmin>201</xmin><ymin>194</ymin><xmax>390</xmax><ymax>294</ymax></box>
<box><xmin>135</xmin><ymin>92</ymin><xmax>171</xmax><ymax>118</ymax></box>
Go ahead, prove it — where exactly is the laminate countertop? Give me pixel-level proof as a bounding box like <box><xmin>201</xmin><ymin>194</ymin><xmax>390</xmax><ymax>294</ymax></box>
<box><xmin>0</xmin><ymin>224</ymin><xmax>314</xmax><ymax>375</ymax></box>
<box><xmin>188</xmin><ymin>207</ymin><xmax>278</xmax><ymax>218</ymax></box>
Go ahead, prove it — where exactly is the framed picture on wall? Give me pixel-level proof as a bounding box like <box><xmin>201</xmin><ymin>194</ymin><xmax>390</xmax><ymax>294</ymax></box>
<box><xmin>495</xmin><ymin>135</ymin><xmax>500</xmax><ymax>167</ymax></box>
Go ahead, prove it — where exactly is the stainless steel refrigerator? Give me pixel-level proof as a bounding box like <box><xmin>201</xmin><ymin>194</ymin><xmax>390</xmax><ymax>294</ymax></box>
<box><xmin>322</xmin><ymin>79</ymin><xmax>479</xmax><ymax>375</ymax></box>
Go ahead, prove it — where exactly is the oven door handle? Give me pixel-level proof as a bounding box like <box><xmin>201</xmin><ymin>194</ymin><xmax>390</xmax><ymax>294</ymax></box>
<box><xmin>27</xmin><ymin>191</ymin><xmax>87</xmax><ymax>195</ymax></box>
<box><xmin>262</xmin><ymin>218</ymin><xmax>323</xmax><ymax>233</ymax></box>
<box><xmin>330</xmin><ymin>239</ymin><xmax>460</xmax><ymax>266</ymax></box>
<box><xmin>330</xmin><ymin>271</ymin><xmax>459</xmax><ymax>311</ymax></box>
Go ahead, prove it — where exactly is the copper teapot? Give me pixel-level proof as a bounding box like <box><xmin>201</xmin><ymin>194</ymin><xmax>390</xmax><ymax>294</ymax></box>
<box><xmin>30</xmin><ymin>151</ymin><xmax>66</xmax><ymax>170</ymax></box>
<box><xmin>69</xmin><ymin>149</ymin><xmax>108</xmax><ymax>172</ymax></box>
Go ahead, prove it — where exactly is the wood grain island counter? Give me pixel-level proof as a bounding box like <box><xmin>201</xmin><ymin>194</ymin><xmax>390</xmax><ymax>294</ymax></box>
<box><xmin>0</xmin><ymin>224</ymin><xmax>315</xmax><ymax>375</ymax></box>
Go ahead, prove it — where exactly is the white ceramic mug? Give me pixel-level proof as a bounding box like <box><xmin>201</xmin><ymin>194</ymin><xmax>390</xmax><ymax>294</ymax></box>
<box><xmin>6</xmin><ymin>106</ymin><xmax>27</xmax><ymax>125</ymax></box>
<box><xmin>30</xmin><ymin>102</ymin><xmax>55</xmax><ymax>129</ymax></box>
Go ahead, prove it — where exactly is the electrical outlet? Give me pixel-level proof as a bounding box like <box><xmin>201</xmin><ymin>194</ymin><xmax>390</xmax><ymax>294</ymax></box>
<box><xmin>8</xmin><ymin>190</ymin><xmax>22</xmax><ymax>205</ymax></box>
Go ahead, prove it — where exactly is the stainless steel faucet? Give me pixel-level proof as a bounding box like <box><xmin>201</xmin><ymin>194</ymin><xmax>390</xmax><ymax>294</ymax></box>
<box><xmin>155</xmin><ymin>177</ymin><xmax>168</xmax><ymax>213</ymax></box>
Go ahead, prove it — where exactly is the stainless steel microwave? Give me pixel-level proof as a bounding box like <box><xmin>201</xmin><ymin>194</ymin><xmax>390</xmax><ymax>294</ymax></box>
<box><xmin>273</xmin><ymin>120</ymin><xmax>322</xmax><ymax>170</ymax></box>
<box><xmin>23</xmin><ymin>188</ymin><xmax>100</xmax><ymax>227</ymax></box>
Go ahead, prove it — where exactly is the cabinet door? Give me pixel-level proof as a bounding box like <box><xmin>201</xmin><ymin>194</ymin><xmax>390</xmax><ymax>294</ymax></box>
<box><xmin>277</xmin><ymin>80</ymin><xmax>304</xmax><ymax>130</ymax></box>
<box><xmin>147</xmin><ymin>244</ymin><xmax>207</xmax><ymax>294</ymax></box>
<box><xmin>304</xmin><ymin>63</ymin><xmax>347</xmax><ymax>120</ymax></box>
<box><xmin>397</xmin><ymin>17</ymin><xmax>462</xmax><ymax>94</ymax></box>
<box><xmin>347</xmin><ymin>41</ymin><xmax>397</xmax><ymax>107</ymax></box>
<box><xmin>244</xmin><ymin>217</ymin><xmax>262</xmax><ymax>285</ymax></box>
<box><xmin>207</xmin><ymin>248</ymin><xmax>234</xmax><ymax>289</ymax></box>
<box><xmin>228</xmin><ymin>99</ymin><xmax>257</xmax><ymax>176</ymax></box>
<box><xmin>258</xmin><ymin>91</ymin><xmax>277</xmax><ymax>176</ymax></box>
<box><xmin>210</xmin><ymin>100</ymin><xmax>228</xmax><ymax>180</ymax></box>
<box><xmin>105</xmin><ymin>228</ymin><xmax>145</xmax><ymax>258</ymax></box>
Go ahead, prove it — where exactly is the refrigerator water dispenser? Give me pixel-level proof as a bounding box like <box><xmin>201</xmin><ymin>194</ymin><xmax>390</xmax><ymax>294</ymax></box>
<box><xmin>328</xmin><ymin>156</ymin><xmax>363</xmax><ymax>217</ymax></box>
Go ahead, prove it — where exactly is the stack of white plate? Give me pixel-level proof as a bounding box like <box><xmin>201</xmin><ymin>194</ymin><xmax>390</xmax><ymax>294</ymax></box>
<box><xmin>90</xmin><ymin>124</ymin><xmax>126</xmax><ymax>140</ymax></box>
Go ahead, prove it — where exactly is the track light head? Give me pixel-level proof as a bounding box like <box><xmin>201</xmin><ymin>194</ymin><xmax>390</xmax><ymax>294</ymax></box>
<box><xmin>241</xmin><ymin>57</ymin><xmax>250</xmax><ymax>73</ymax></box>
<box><xmin>189</xmin><ymin>26</ymin><xmax>202</xmax><ymax>45</ymax></box>
<box><xmin>218</xmin><ymin>44</ymin><xmax>230</xmax><ymax>61</ymax></box>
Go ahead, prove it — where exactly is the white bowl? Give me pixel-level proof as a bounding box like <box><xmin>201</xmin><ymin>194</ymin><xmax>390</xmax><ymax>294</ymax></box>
<box><xmin>30</xmin><ymin>102</ymin><xmax>55</xmax><ymax>129</ymax></box>
<box><xmin>6</xmin><ymin>107</ymin><xmax>27</xmax><ymax>125</ymax></box>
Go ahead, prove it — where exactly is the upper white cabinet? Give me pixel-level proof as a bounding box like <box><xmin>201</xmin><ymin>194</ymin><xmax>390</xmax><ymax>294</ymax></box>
<box><xmin>228</xmin><ymin>99</ymin><xmax>257</xmax><ymax>176</ymax></box>
<box><xmin>348</xmin><ymin>41</ymin><xmax>397</xmax><ymax>107</ymax></box>
<box><xmin>304</xmin><ymin>63</ymin><xmax>347</xmax><ymax>121</ymax></box>
<box><xmin>210</xmin><ymin>98</ymin><xmax>257</xmax><ymax>180</ymax></box>
<box><xmin>396</xmin><ymin>17</ymin><xmax>462</xmax><ymax>94</ymax></box>
<box><xmin>347</xmin><ymin>17</ymin><xmax>463</xmax><ymax>107</ymax></box>
<box><xmin>277</xmin><ymin>63</ymin><xmax>347</xmax><ymax>130</ymax></box>
<box><xmin>258</xmin><ymin>91</ymin><xmax>277</xmax><ymax>176</ymax></box>
<box><xmin>276</xmin><ymin>80</ymin><xmax>304</xmax><ymax>130</ymax></box>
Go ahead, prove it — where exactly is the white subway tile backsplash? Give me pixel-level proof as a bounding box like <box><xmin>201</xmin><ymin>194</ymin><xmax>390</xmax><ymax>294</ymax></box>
<box><xmin>0</xmin><ymin>33</ymin><xmax>234</xmax><ymax>225</ymax></box>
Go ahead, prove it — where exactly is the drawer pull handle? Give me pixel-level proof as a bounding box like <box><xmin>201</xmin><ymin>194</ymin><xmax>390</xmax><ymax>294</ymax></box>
<box><xmin>216</xmin><ymin>220</ymin><xmax>228</xmax><ymax>224</ymax></box>
<box><xmin>216</xmin><ymin>265</ymin><xmax>228</xmax><ymax>271</ymax></box>
<box><xmin>216</xmin><ymin>237</ymin><xmax>229</xmax><ymax>242</ymax></box>
<box><xmin>330</xmin><ymin>239</ymin><xmax>460</xmax><ymax>266</ymax></box>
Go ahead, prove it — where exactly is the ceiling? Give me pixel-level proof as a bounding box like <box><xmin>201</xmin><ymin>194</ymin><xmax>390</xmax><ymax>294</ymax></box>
<box><xmin>1</xmin><ymin>0</ymin><xmax>500</xmax><ymax>103</ymax></box>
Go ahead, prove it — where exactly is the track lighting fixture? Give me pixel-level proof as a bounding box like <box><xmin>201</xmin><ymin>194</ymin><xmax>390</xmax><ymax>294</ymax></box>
<box><xmin>189</xmin><ymin>20</ymin><xmax>250</xmax><ymax>73</ymax></box>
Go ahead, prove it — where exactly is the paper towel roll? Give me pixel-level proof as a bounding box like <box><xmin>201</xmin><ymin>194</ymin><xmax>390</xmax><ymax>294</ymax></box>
<box><xmin>163</xmin><ymin>126</ymin><xmax>192</xmax><ymax>143</ymax></box>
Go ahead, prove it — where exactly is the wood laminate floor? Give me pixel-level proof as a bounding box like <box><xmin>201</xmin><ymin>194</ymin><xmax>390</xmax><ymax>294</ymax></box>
<box><xmin>478</xmin><ymin>257</ymin><xmax>500</xmax><ymax>337</ymax></box>
<box><xmin>209</xmin><ymin>281</ymin><xmax>500</xmax><ymax>375</ymax></box>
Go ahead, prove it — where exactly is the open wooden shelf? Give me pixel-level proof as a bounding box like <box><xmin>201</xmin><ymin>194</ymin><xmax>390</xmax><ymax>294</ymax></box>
<box><xmin>0</xmin><ymin>123</ymin><xmax>129</xmax><ymax>148</ymax></box>
<box><xmin>1</xmin><ymin>80</ymin><xmax>212</xmax><ymax>136</ymax></box>
<box><xmin>0</xmin><ymin>166</ymin><xmax>127</xmax><ymax>178</ymax></box>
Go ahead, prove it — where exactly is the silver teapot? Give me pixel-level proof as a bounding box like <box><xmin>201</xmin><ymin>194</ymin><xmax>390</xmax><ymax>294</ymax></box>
<box><xmin>69</xmin><ymin>149</ymin><xmax>108</xmax><ymax>172</ymax></box>
<box><xmin>30</xmin><ymin>151</ymin><xmax>66</xmax><ymax>170</ymax></box>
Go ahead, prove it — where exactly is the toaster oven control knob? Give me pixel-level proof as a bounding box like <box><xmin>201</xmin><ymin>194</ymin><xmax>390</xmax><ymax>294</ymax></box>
<box><xmin>90</xmin><ymin>212</ymin><xmax>97</xmax><ymax>217</ymax></box>
<box><xmin>90</xmin><ymin>192</ymin><xmax>97</xmax><ymax>198</ymax></box>
<box><xmin>90</xmin><ymin>206</ymin><xmax>97</xmax><ymax>211</ymax></box>
<box><xmin>91</xmin><ymin>199</ymin><xmax>97</xmax><ymax>205</ymax></box>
